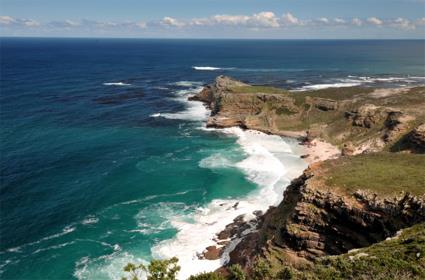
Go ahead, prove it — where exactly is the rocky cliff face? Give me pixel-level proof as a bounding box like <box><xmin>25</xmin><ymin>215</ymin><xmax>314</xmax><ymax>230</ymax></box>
<box><xmin>408</xmin><ymin>123</ymin><xmax>425</xmax><ymax>153</ymax></box>
<box><xmin>192</xmin><ymin>76</ymin><xmax>425</xmax><ymax>153</ymax></box>
<box><xmin>226</xmin><ymin>161</ymin><xmax>425</xmax><ymax>272</ymax></box>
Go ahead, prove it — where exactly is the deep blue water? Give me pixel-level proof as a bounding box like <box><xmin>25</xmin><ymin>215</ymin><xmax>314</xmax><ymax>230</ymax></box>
<box><xmin>1</xmin><ymin>38</ymin><xmax>424</xmax><ymax>279</ymax></box>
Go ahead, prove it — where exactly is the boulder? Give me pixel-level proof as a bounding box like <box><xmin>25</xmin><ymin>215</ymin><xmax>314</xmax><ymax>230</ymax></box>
<box><xmin>311</xmin><ymin>98</ymin><xmax>338</xmax><ymax>111</ymax></box>
<box><xmin>409</xmin><ymin>123</ymin><xmax>425</xmax><ymax>151</ymax></box>
<box><xmin>348</xmin><ymin>104</ymin><xmax>385</xmax><ymax>128</ymax></box>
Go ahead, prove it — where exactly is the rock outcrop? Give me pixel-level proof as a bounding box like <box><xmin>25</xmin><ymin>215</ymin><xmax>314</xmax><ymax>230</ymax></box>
<box><xmin>226</xmin><ymin>163</ymin><xmax>425</xmax><ymax>271</ymax></box>
<box><xmin>191</xmin><ymin>76</ymin><xmax>425</xmax><ymax>153</ymax></box>
<box><xmin>409</xmin><ymin>123</ymin><xmax>425</xmax><ymax>152</ymax></box>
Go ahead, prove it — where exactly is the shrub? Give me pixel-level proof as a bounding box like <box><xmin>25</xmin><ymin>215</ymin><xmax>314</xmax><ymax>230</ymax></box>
<box><xmin>228</xmin><ymin>264</ymin><xmax>246</xmax><ymax>280</ymax></box>
<box><xmin>188</xmin><ymin>271</ymin><xmax>226</xmax><ymax>280</ymax></box>
<box><xmin>122</xmin><ymin>257</ymin><xmax>180</xmax><ymax>280</ymax></box>
<box><xmin>252</xmin><ymin>259</ymin><xmax>273</xmax><ymax>280</ymax></box>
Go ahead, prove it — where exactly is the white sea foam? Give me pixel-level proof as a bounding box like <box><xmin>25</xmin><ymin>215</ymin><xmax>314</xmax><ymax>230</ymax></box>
<box><xmin>199</xmin><ymin>153</ymin><xmax>233</xmax><ymax>169</ymax></box>
<box><xmin>151</xmin><ymin>128</ymin><xmax>307</xmax><ymax>279</ymax></box>
<box><xmin>294</xmin><ymin>75</ymin><xmax>425</xmax><ymax>91</ymax></box>
<box><xmin>103</xmin><ymin>82</ymin><xmax>131</xmax><ymax>86</ymax></box>
<box><xmin>172</xmin><ymin>81</ymin><xmax>203</xmax><ymax>87</ymax></box>
<box><xmin>81</xmin><ymin>216</ymin><xmax>99</xmax><ymax>225</ymax></box>
<box><xmin>161</xmin><ymin>86</ymin><xmax>209</xmax><ymax>121</ymax></box>
<box><xmin>74</xmin><ymin>251</ymin><xmax>148</xmax><ymax>280</ymax></box>
<box><xmin>296</xmin><ymin>82</ymin><xmax>362</xmax><ymax>91</ymax></box>
<box><xmin>4</xmin><ymin>225</ymin><xmax>76</xmax><ymax>253</ymax></box>
<box><xmin>150</xmin><ymin>113</ymin><xmax>161</xmax><ymax>118</ymax></box>
<box><xmin>193</xmin><ymin>66</ymin><xmax>223</xmax><ymax>71</ymax></box>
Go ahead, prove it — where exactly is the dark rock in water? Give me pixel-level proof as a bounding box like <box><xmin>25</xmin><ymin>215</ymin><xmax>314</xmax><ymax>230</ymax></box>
<box><xmin>300</xmin><ymin>154</ymin><xmax>310</xmax><ymax>159</ymax></box>
<box><xmin>203</xmin><ymin>246</ymin><xmax>223</xmax><ymax>260</ymax></box>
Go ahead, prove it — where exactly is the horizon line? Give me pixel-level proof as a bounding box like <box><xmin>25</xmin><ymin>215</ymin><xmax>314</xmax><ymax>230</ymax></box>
<box><xmin>1</xmin><ymin>36</ymin><xmax>425</xmax><ymax>40</ymax></box>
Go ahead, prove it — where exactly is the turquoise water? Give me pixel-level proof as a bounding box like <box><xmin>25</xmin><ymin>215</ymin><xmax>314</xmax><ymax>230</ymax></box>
<box><xmin>1</xmin><ymin>38</ymin><xmax>424</xmax><ymax>279</ymax></box>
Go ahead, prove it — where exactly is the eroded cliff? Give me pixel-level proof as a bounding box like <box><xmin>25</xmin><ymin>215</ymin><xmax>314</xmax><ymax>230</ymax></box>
<box><xmin>192</xmin><ymin>76</ymin><xmax>425</xmax><ymax>154</ymax></box>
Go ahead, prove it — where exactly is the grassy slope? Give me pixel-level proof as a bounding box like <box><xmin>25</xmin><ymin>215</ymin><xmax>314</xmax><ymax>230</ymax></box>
<box><xmin>300</xmin><ymin>222</ymin><xmax>425</xmax><ymax>280</ymax></box>
<box><xmin>321</xmin><ymin>153</ymin><xmax>425</xmax><ymax>196</ymax></box>
<box><xmin>189</xmin><ymin>223</ymin><xmax>425</xmax><ymax>280</ymax></box>
<box><xmin>230</xmin><ymin>85</ymin><xmax>289</xmax><ymax>94</ymax></box>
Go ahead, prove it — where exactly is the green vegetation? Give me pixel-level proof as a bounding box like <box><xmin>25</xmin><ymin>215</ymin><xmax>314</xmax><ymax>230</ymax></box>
<box><xmin>323</xmin><ymin>153</ymin><xmax>425</xmax><ymax>196</ymax></box>
<box><xmin>230</xmin><ymin>85</ymin><xmax>288</xmax><ymax>95</ymax></box>
<box><xmin>122</xmin><ymin>257</ymin><xmax>180</xmax><ymax>280</ymax></box>
<box><xmin>188</xmin><ymin>272</ymin><xmax>226</xmax><ymax>280</ymax></box>
<box><xmin>290</xmin><ymin>86</ymin><xmax>374</xmax><ymax>101</ymax></box>
<box><xmin>251</xmin><ymin>259</ymin><xmax>273</xmax><ymax>280</ymax></box>
<box><xmin>122</xmin><ymin>223</ymin><xmax>425</xmax><ymax>280</ymax></box>
<box><xmin>276</xmin><ymin>107</ymin><xmax>298</xmax><ymax>116</ymax></box>
<box><xmin>228</xmin><ymin>264</ymin><xmax>246</xmax><ymax>280</ymax></box>
<box><xmin>301</xmin><ymin>223</ymin><xmax>425</xmax><ymax>280</ymax></box>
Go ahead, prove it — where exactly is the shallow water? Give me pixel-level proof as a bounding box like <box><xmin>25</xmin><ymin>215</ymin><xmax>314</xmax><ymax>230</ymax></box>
<box><xmin>1</xmin><ymin>38</ymin><xmax>424</xmax><ymax>279</ymax></box>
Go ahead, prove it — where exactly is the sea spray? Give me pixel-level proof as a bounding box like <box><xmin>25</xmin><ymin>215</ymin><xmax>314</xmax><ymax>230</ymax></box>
<box><xmin>152</xmin><ymin>127</ymin><xmax>307</xmax><ymax>279</ymax></box>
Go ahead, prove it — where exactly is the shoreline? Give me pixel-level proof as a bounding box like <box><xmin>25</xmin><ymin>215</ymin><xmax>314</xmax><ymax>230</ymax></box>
<box><xmin>153</xmin><ymin>75</ymin><xmax>424</xmax><ymax>279</ymax></box>
<box><xmin>183</xmin><ymin>89</ymin><xmax>342</xmax><ymax>277</ymax></box>
<box><xmin>160</xmin><ymin>126</ymin><xmax>308</xmax><ymax>279</ymax></box>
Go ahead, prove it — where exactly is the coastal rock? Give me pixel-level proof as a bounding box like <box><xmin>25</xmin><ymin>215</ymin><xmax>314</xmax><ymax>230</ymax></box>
<box><xmin>192</xmin><ymin>76</ymin><xmax>425</xmax><ymax>154</ymax></box>
<box><xmin>408</xmin><ymin>123</ymin><xmax>425</xmax><ymax>152</ymax></box>
<box><xmin>309</xmin><ymin>97</ymin><xmax>338</xmax><ymax>111</ymax></box>
<box><xmin>214</xmin><ymin>75</ymin><xmax>248</xmax><ymax>92</ymax></box>
<box><xmin>202</xmin><ymin>246</ymin><xmax>223</xmax><ymax>260</ymax></box>
<box><xmin>348</xmin><ymin>104</ymin><xmax>385</xmax><ymax>128</ymax></box>
<box><xmin>341</xmin><ymin>142</ymin><xmax>355</xmax><ymax>156</ymax></box>
<box><xmin>383</xmin><ymin>111</ymin><xmax>414</xmax><ymax>143</ymax></box>
<box><xmin>227</xmin><ymin>163</ymin><xmax>425</xmax><ymax>270</ymax></box>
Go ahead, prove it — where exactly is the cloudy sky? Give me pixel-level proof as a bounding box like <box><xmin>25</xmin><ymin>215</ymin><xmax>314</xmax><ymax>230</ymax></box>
<box><xmin>1</xmin><ymin>0</ymin><xmax>425</xmax><ymax>38</ymax></box>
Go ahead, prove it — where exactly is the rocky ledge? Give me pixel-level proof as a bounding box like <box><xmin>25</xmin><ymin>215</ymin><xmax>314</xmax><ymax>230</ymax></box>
<box><xmin>227</xmin><ymin>158</ymin><xmax>425</xmax><ymax>272</ymax></box>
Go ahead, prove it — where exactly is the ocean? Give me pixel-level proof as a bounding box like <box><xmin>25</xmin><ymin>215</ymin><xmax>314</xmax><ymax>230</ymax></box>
<box><xmin>1</xmin><ymin>38</ymin><xmax>424</xmax><ymax>279</ymax></box>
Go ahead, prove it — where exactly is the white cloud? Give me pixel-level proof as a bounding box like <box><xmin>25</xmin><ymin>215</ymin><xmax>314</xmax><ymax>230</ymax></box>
<box><xmin>282</xmin><ymin>12</ymin><xmax>300</xmax><ymax>25</ymax></box>
<box><xmin>190</xmin><ymin>11</ymin><xmax>280</xmax><ymax>28</ymax></box>
<box><xmin>1</xmin><ymin>13</ymin><xmax>423</xmax><ymax>35</ymax></box>
<box><xmin>136</xmin><ymin>21</ymin><xmax>147</xmax><ymax>29</ymax></box>
<box><xmin>417</xmin><ymin>17</ymin><xmax>425</xmax><ymax>25</ymax></box>
<box><xmin>367</xmin><ymin>17</ymin><xmax>383</xmax><ymax>25</ymax></box>
<box><xmin>0</xmin><ymin>16</ymin><xmax>16</xmax><ymax>25</ymax></box>
<box><xmin>210</xmin><ymin>14</ymin><xmax>250</xmax><ymax>26</ymax></box>
<box><xmin>390</xmin><ymin>17</ymin><xmax>415</xmax><ymax>30</ymax></box>
<box><xmin>334</xmin><ymin>18</ymin><xmax>346</xmax><ymax>24</ymax></box>
<box><xmin>250</xmin><ymin>12</ymin><xmax>280</xmax><ymax>28</ymax></box>
<box><xmin>317</xmin><ymin>17</ymin><xmax>330</xmax><ymax>24</ymax></box>
<box><xmin>319</xmin><ymin>17</ymin><xmax>329</xmax><ymax>24</ymax></box>
<box><xmin>0</xmin><ymin>16</ymin><xmax>39</xmax><ymax>27</ymax></box>
<box><xmin>352</xmin><ymin>18</ymin><xmax>363</xmax><ymax>26</ymax></box>
<box><xmin>161</xmin><ymin>17</ymin><xmax>185</xmax><ymax>27</ymax></box>
<box><xmin>22</xmin><ymin>19</ymin><xmax>40</xmax><ymax>27</ymax></box>
<box><xmin>64</xmin><ymin>20</ymin><xmax>80</xmax><ymax>27</ymax></box>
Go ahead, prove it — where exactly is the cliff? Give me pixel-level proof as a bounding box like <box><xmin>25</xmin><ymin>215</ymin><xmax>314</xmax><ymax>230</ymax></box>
<box><xmin>191</xmin><ymin>75</ymin><xmax>425</xmax><ymax>154</ymax></box>
<box><xmin>228</xmin><ymin>153</ymin><xmax>425</xmax><ymax>276</ymax></box>
<box><xmin>189</xmin><ymin>76</ymin><xmax>425</xmax><ymax>280</ymax></box>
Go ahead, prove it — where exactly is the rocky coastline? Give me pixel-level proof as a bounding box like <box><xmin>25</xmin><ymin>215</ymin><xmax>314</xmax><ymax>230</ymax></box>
<box><xmin>191</xmin><ymin>76</ymin><xmax>425</xmax><ymax>279</ymax></box>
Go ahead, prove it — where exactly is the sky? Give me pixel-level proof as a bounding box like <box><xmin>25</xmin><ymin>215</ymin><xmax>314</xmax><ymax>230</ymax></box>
<box><xmin>1</xmin><ymin>0</ymin><xmax>425</xmax><ymax>38</ymax></box>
